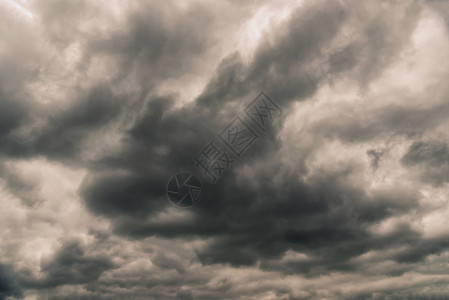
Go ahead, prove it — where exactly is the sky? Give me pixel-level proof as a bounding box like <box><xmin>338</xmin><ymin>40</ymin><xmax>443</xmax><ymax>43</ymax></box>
<box><xmin>1</xmin><ymin>0</ymin><xmax>449</xmax><ymax>299</ymax></box>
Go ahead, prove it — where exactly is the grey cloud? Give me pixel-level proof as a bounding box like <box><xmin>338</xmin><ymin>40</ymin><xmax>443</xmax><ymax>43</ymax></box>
<box><xmin>1</xmin><ymin>0</ymin><xmax>448</xmax><ymax>298</ymax></box>
<box><xmin>402</xmin><ymin>140</ymin><xmax>449</xmax><ymax>186</ymax></box>
<box><xmin>32</xmin><ymin>84</ymin><xmax>125</xmax><ymax>160</ymax></box>
<box><xmin>244</xmin><ymin>0</ymin><xmax>347</xmax><ymax>104</ymax></box>
<box><xmin>75</xmin><ymin>0</ymin><xmax>429</xmax><ymax>275</ymax></box>
<box><xmin>151</xmin><ymin>252</ymin><xmax>186</xmax><ymax>275</ymax></box>
<box><xmin>31</xmin><ymin>0</ymin><xmax>93</xmax><ymax>45</ymax></box>
<box><xmin>113</xmin><ymin>161</ymin><xmax>420</xmax><ymax>276</ymax></box>
<box><xmin>314</xmin><ymin>100</ymin><xmax>449</xmax><ymax>145</ymax></box>
<box><xmin>86</xmin><ymin>1</ymin><xmax>217</xmax><ymax>89</ymax></box>
<box><xmin>0</xmin><ymin>263</ymin><xmax>23</xmax><ymax>299</ymax></box>
<box><xmin>0</xmin><ymin>91</ymin><xmax>29</xmax><ymax>141</ymax></box>
<box><xmin>79</xmin><ymin>0</ymin><xmax>350</xmax><ymax>225</ymax></box>
<box><xmin>0</xmin><ymin>163</ymin><xmax>41</xmax><ymax>207</ymax></box>
<box><xmin>402</xmin><ymin>140</ymin><xmax>449</xmax><ymax>167</ymax></box>
<box><xmin>17</xmin><ymin>239</ymin><xmax>115</xmax><ymax>290</ymax></box>
<box><xmin>0</xmin><ymin>0</ymin><xmax>222</xmax><ymax>162</ymax></box>
<box><xmin>0</xmin><ymin>84</ymin><xmax>128</xmax><ymax>161</ymax></box>
<box><xmin>427</xmin><ymin>0</ymin><xmax>449</xmax><ymax>32</ymax></box>
<box><xmin>367</xmin><ymin>148</ymin><xmax>385</xmax><ymax>169</ymax></box>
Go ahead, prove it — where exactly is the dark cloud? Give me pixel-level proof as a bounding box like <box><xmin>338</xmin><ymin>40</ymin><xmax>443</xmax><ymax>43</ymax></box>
<box><xmin>0</xmin><ymin>163</ymin><xmax>41</xmax><ymax>207</ymax></box>
<box><xmin>402</xmin><ymin>140</ymin><xmax>449</xmax><ymax>186</ymax></box>
<box><xmin>86</xmin><ymin>1</ymin><xmax>218</xmax><ymax>89</ymax></box>
<box><xmin>17</xmin><ymin>239</ymin><xmax>115</xmax><ymax>290</ymax></box>
<box><xmin>79</xmin><ymin>0</ymin><xmax>349</xmax><ymax>223</ymax></box>
<box><xmin>313</xmin><ymin>100</ymin><xmax>449</xmax><ymax>145</ymax></box>
<box><xmin>74</xmin><ymin>0</ymin><xmax>428</xmax><ymax>277</ymax></box>
<box><xmin>244</xmin><ymin>0</ymin><xmax>346</xmax><ymax>103</ymax></box>
<box><xmin>367</xmin><ymin>148</ymin><xmax>385</xmax><ymax>169</ymax></box>
<box><xmin>0</xmin><ymin>263</ymin><xmax>22</xmax><ymax>299</ymax></box>
<box><xmin>402</xmin><ymin>140</ymin><xmax>449</xmax><ymax>167</ymax></box>
<box><xmin>0</xmin><ymin>91</ymin><xmax>28</xmax><ymax>141</ymax></box>
<box><xmin>31</xmin><ymin>85</ymin><xmax>124</xmax><ymax>160</ymax></box>
<box><xmin>151</xmin><ymin>252</ymin><xmax>186</xmax><ymax>275</ymax></box>
<box><xmin>0</xmin><ymin>0</ymin><xmax>223</xmax><ymax>161</ymax></box>
<box><xmin>1</xmin><ymin>0</ymin><xmax>448</xmax><ymax>298</ymax></box>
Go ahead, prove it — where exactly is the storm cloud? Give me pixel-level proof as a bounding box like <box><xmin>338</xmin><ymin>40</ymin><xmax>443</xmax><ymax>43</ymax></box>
<box><xmin>1</xmin><ymin>0</ymin><xmax>449</xmax><ymax>299</ymax></box>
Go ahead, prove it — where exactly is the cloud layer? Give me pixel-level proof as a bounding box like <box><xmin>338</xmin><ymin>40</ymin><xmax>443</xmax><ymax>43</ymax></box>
<box><xmin>1</xmin><ymin>0</ymin><xmax>449</xmax><ymax>299</ymax></box>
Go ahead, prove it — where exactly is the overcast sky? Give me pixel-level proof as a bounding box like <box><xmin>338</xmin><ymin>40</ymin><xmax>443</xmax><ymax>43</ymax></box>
<box><xmin>2</xmin><ymin>0</ymin><xmax>449</xmax><ymax>299</ymax></box>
